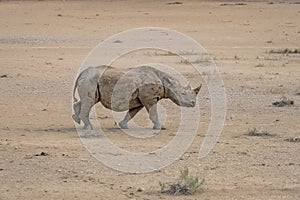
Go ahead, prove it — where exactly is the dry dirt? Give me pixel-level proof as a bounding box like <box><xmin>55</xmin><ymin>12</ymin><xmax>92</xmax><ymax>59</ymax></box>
<box><xmin>0</xmin><ymin>0</ymin><xmax>300</xmax><ymax>199</ymax></box>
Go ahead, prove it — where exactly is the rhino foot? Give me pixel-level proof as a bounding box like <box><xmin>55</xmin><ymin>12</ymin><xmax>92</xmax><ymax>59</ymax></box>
<box><xmin>83</xmin><ymin>124</ymin><xmax>93</xmax><ymax>130</ymax></box>
<box><xmin>118</xmin><ymin>121</ymin><xmax>128</xmax><ymax>129</ymax></box>
<box><xmin>153</xmin><ymin>124</ymin><xmax>166</xmax><ymax>130</ymax></box>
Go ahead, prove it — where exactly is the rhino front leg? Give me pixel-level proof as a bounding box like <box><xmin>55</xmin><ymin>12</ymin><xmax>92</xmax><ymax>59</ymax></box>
<box><xmin>118</xmin><ymin>106</ymin><xmax>144</xmax><ymax>129</ymax></box>
<box><xmin>145</xmin><ymin>104</ymin><xmax>165</xmax><ymax>130</ymax></box>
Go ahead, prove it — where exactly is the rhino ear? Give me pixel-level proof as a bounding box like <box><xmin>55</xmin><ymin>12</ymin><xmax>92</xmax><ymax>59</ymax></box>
<box><xmin>193</xmin><ymin>84</ymin><xmax>202</xmax><ymax>95</ymax></box>
<box><xmin>162</xmin><ymin>77</ymin><xmax>172</xmax><ymax>87</ymax></box>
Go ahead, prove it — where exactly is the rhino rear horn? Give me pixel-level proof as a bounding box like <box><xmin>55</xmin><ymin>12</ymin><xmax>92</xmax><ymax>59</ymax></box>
<box><xmin>193</xmin><ymin>84</ymin><xmax>202</xmax><ymax>95</ymax></box>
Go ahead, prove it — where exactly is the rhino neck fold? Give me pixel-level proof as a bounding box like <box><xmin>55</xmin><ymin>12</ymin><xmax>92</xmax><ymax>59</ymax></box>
<box><xmin>162</xmin><ymin>85</ymin><xmax>166</xmax><ymax>99</ymax></box>
<box><xmin>96</xmin><ymin>83</ymin><xmax>101</xmax><ymax>102</ymax></box>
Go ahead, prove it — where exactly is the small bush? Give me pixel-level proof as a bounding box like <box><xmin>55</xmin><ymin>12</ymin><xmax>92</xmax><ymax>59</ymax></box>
<box><xmin>159</xmin><ymin>167</ymin><xmax>204</xmax><ymax>195</ymax></box>
<box><xmin>272</xmin><ymin>96</ymin><xmax>294</xmax><ymax>107</ymax></box>
<box><xmin>246</xmin><ymin>128</ymin><xmax>274</xmax><ymax>137</ymax></box>
<box><xmin>284</xmin><ymin>137</ymin><xmax>300</xmax><ymax>143</ymax></box>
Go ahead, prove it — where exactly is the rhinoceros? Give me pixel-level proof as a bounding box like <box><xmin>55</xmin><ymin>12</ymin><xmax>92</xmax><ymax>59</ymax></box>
<box><xmin>72</xmin><ymin>65</ymin><xmax>201</xmax><ymax>130</ymax></box>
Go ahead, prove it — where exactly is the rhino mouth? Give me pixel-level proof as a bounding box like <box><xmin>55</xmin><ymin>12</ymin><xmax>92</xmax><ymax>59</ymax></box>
<box><xmin>188</xmin><ymin>103</ymin><xmax>195</xmax><ymax>107</ymax></box>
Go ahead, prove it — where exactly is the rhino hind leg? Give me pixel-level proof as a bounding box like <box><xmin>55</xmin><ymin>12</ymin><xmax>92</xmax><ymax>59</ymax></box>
<box><xmin>72</xmin><ymin>101</ymin><xmax>81</xmax><ymax>124</ymax></box>
<box><xmin>118</xmin><ymin>106</ymin><xmax>144</xmax><ymax>129</ymax></box>
<box><xmin>79</xmin><ymin>98</ymin><xmax>95</xmax><ymax>130</ymax></box>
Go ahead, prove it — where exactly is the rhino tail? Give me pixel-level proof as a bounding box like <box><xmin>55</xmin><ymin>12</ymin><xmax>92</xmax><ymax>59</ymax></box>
<box><xmin>72</xmin><ymin>70</ymin><xmax>82</xmax><ymax>103</ymax></box>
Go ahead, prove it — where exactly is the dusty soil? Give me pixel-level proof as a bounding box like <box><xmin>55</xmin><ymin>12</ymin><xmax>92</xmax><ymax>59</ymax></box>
<box><xmin>0</xmin><ymin>0</ymin><xmax>299</xmax><ymax>199</ymax></box>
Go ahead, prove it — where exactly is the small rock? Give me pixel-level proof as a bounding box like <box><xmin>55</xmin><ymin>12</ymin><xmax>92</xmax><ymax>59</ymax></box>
<box><xmin>167</xmin><ymin>2</ymin><xmax>183</xmax><ymax>5</ymax></box>
<box><xmin>35</xmin><ymin>152</ymin><xmax>49</xmax><ymax>156</ymax></box>
<box><xmin>0</xmin><ymin>74</ymin><xmax>8</xmax><ymax>78</ymax></box>
<box><xmin>113</xmin><ymin>40</ymin><xmax>122</xmax><ymax>43</ymax></box>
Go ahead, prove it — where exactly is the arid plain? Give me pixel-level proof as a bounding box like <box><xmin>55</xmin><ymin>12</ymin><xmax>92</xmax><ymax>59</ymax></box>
<box><xmin>0</xmin><ymin>0</ymin><xmax>299</xmax><ymax>199</ymax></box>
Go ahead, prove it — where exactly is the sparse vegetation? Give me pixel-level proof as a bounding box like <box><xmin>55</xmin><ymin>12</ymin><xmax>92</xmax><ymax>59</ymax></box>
<box><xmin>272</xmin><ymin>96</ymin><xmax>294</xmax><ymax>107</ymax></box>
<box><xmin>159</xmin><ymin>167</ymin><xmax>204</xmax><ymax>195</ymax></box>
<box><xmin>144</xmin><ymin>50</ymin><xmax>176</xmax><ymax>56</ymax></box>
<box><xmin>179</xmin><ymin>59</ymin><xmax>189</xmax><ymax>65</ymax></box>
<box><xmin>284</xmin><ymin>137</ymin><xmax>300</xmax><ymax>143</ymax></box>
<box><xmin>220</xmin><ymin>3</ymin><xmax>247</xmax><ymax>6</ymax></box>
<box><xmin>255</xmin><ymin>63</ymin><xmax>265</xmax><ymax>67</ymax></box>
<box><xmin>269</xmin><ymin>48</ymin><xmax>300</xmax><ymax>54</ymax></box>
<box><xmin>178</xmin><ymin>51</ymin><xmax>201</xmax><ymax>56</ymax></box>
<box><xmin>246</xmin><ymin>128</ymin><xmax>275</xmax><ymax>137</ymax></box>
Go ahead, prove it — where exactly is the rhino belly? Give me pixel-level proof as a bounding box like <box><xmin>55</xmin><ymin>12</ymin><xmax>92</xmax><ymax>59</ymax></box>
<box><xmin>100</xmin><ymin>86</ymin><xmax>140</xmax><ymax>112</ymax></box>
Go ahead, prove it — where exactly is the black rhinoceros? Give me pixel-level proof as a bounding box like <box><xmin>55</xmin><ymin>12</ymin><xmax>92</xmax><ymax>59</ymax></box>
<box><xmin>72</xmin><ymin>65</ymin><xmax>201</xmax><ymax>130</ymax></box>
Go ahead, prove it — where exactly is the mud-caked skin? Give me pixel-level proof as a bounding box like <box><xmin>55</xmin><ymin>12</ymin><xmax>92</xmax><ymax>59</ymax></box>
<box><xmin>72</xmin><ymin>65</ymin><xmax>201</xmax><ymax>130</ymax></box>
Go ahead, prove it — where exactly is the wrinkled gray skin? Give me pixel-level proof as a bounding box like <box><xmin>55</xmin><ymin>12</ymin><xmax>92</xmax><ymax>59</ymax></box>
<box><xmin>72</xmin><ymin>65</ymin><xmax>201</xmax><ymax>130</ymax></box>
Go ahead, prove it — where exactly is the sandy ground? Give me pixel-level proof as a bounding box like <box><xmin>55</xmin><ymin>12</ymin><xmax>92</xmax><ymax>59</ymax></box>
<box><xmin>0</xmin><ymin>0</ymin><xmax>300</xmax><ymax>199</ymax></box>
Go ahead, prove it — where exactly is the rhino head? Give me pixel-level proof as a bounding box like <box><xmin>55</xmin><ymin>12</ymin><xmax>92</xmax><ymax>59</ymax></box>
<box><xmin>162</xmin><ymin>76</ymin><xmax>201</xmax><ymax>107</ymax></box>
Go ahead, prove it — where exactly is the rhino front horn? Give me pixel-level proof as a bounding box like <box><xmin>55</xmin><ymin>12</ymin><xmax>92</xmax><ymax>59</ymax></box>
<box><xmin>194</xmin><ymin>84</ymin><xmax>202</xmax><ymax>95</ymax></box>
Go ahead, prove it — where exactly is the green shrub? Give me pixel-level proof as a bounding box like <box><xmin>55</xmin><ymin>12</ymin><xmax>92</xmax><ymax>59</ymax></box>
<box><xmin>159</xmin><ymin>167</ymin><xmax>204</xmax><ymax>195</ymax></box>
